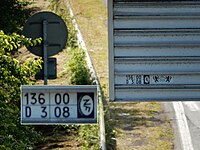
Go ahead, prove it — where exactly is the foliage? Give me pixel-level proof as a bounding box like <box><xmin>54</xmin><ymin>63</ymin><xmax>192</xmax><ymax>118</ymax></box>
<box><xmin>67</xmin><ymin>47</ymin><xmax>93</xmax><ymax>85</ymax></box>
<box><xmin>0</xmin><ymin>100</ymin><xmax>41</xmax><ymax>150</ymax></box>
<box><xmin>79</xmin><ymin>125</ymin><xmax>100</xmax><ymax>150</ymax></box>
<box><xmin>0</xmin><ymin>30</ymin><xmax>42</xmax><ymax>149</ymax></box>
<box><xmin>0</xmin><ymin>0</ymin><xmax>33</xmax><ymax>34</ymax></box>
<box><xmin>0</xmin><ymin>31</ymin><xmax>41</xmax><ymax>55</ymax></box>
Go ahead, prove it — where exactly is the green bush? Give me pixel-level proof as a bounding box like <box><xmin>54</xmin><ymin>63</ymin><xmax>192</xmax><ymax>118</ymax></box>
<box><xmin>79</xmin><ymin>125</ymin><xmax>100</xmax><ymax>150</ymax></box>
<box><xmin>67</xmin><ymin>47</ymin><xmax>93</xmax><ymax>85</ymax></box>
<box><xmin>0</xmin><ymin>31</ymin><xmax>42</xmax><ymax>149</ymax></box>
<box><xmin>0</xmin><ymin>0</ymin><xmax>33</xmax><ymax>34</ymax></box>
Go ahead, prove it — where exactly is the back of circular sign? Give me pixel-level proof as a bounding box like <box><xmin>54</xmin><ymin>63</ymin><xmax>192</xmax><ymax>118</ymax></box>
<box><xmin>23</xmin><ymin>11</ymin><xmax>68</xmax><ymax>57</ymax></box>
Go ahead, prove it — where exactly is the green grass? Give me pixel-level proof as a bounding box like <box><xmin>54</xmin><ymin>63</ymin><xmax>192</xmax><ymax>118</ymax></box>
<box><xmin>106</xmin><ymin>102</ymin><xmax>174</xmax><ymax>150</ymax></box>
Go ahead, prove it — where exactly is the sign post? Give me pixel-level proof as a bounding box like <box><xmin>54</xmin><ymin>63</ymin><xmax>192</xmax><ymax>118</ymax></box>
<box><xmin>43</xmin><ymin>20</ymin><xmax>48</xmax><ymax>85</ymax></box>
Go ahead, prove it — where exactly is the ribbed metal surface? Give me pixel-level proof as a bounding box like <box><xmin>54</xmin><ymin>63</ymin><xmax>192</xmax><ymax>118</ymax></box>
<box><xmin>108</xmin><ymin>0</ymin><xmax>200</xmax><ymax>101</ymax></box>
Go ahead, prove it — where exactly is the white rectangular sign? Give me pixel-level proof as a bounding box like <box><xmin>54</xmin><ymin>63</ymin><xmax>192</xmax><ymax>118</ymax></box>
<box><xmin>108</xmin><ymin>0</ymin><xmax>200</xmax><ymax>101</ymax></box>
<box><xmin>21</xmin><ymin>85</ymin><xmax>97</xmax><ymax>124</ymax></box>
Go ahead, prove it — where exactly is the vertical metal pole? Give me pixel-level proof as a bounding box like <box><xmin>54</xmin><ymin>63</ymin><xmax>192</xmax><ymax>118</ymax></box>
<box><xmin>43</xmin><ymin>20</ymin><xmax>48</xmax><ymax>85</ymax></box>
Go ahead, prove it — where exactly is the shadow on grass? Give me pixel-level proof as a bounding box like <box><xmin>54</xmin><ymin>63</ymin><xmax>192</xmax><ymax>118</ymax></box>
<box><xmin>104</xmin><ymin>102</ymin><xmax>165</xmax><ymax>150</ymax></box>
<box><xmin>33</xmin><ymin>125</ymin><xmax>80</xmax><ymax>150</ymax></box>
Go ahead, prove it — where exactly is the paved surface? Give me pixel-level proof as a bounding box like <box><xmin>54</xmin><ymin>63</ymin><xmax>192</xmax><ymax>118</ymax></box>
<box><xmin>164</xmin><ymin>102</ymin><xmax>200</xmax><ymax>150</ymax></box>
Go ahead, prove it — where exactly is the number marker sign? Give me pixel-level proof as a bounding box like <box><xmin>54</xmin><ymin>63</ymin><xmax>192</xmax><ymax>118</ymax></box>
<box><xmin>21</xmin><ymin>85</ymin><xmax>97</xmax><ymax>124</ymax></box>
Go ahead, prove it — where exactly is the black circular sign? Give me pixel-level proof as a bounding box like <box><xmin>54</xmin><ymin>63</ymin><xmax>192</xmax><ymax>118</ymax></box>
<box><xmin>23</xmin><ymin>11</ymin><xmax>68</xmax><ymax>56</ymax></box>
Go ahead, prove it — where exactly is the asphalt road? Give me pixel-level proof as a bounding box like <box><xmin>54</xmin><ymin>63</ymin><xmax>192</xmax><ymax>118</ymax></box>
<box><xmin>164</xmin><ymin>101</ymin><xmax>200</xmax><ymax>150</ymax></box>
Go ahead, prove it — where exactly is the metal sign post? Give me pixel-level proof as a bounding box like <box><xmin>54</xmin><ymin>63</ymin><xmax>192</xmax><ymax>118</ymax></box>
<box><xmin>43</xmin><ymin>20</ymin><xmax>48</xmax><ymax>85</ymax></box>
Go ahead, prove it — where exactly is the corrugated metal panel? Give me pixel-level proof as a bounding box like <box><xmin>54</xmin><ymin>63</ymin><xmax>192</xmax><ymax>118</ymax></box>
<box><xmin>115</xmin><ymin>72</ymin><xmax>200</xmax><ymax>85</ymax></box>
<box><xmin>108</xmin><ymin>0</ymin><xmax>200</xmax><ymax>101</ymax></box>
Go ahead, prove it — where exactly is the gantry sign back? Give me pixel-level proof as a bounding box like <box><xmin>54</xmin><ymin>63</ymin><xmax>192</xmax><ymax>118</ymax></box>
<box><xmin>108</xmin><ymin>0</ymin><xmax>200</xmax><ymax>101</ymax></box>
